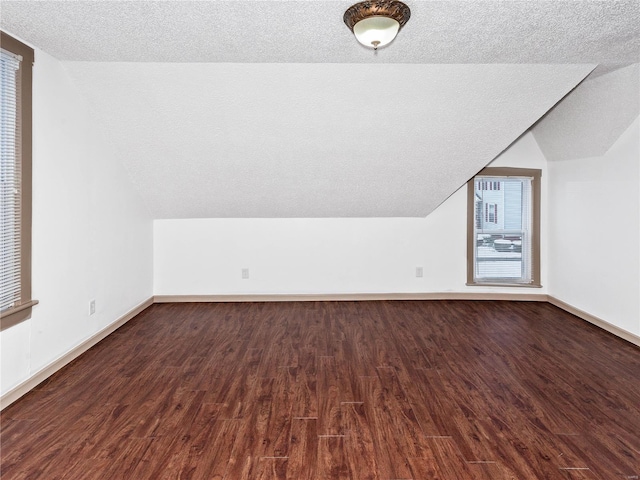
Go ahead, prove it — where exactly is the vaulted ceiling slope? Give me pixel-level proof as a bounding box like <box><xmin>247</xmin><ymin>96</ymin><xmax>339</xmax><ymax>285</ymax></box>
<box><xmin>2</xmin><ymin>1</ymin><xmax>638</xmax><ymax>218</ymax></box>
<box><xmin>533</xmin><ymin>64</ymin><xmax>640</xmax><ymax>162</ymax></box>
<box><xmin>64</xmin><ymin>63</ymin><xmax>593</xmax><ymax>218</ymax></box>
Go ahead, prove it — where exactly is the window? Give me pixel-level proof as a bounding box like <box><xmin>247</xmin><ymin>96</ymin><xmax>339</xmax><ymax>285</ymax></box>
<box><xmin>1</xmin><ymin>31</ymin><xmax>36</xmax><ymax>329</ymax></box>
<box><xmin>467</xmin><ymin>167</ymin><xmax>541</xmax><ymax>287</ymax></box>
<box><xmin>486</xmin><ymin>203</ymin><xmax>497</xmax><ymax>224</ymax></box>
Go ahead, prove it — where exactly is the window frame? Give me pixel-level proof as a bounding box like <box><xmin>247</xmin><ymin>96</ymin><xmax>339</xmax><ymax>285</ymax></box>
<box><xmin>466</xmin><ymin>167</ymin><xmax>541</xmax><ymax>288</ymax></box>
<box><xmin>1</xmin><ymin>31</ymin><xmax>37</xmax><ymax>330</ymax></box>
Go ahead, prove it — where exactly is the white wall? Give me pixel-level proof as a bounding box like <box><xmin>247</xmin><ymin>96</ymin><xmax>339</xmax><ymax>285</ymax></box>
<box><xmin>154</xmin><ymin>132</ymin><xmax>547</xmax><ymax>296</ymax></box>
<box><xmin>547</xmin><ymin>116</ymin><xmax>640</xmax><ymax>336</ymax></box>
<box><xmin>537</xmin><ymin>64</ymin><xmax>640</xmax><ymax>338</ymax></box>
<box><xmin>0</xmin><ymin>47</ymin><xmax>154</xmax><ymax>395</ymax></box>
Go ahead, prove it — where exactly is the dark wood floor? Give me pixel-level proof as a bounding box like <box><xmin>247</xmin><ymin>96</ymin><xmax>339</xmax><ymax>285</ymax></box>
<box><xmin>1</xmin><ymin>301</ymin><xmax>639</xmax><ymax>479</ymax></box>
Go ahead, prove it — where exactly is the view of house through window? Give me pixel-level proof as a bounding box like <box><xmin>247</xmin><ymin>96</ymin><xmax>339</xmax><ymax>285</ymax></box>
<box><xmin>467</xmin><ymin>167</ymin><xmax>541</xmax><ymax>286</ymax></box>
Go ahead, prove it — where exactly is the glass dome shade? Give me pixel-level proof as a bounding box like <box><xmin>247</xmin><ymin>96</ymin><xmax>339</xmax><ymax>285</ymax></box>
<box><xmin>353</xmin><ymin>16</ymin><xmax>400</xmax><ymax>49</ymax></box>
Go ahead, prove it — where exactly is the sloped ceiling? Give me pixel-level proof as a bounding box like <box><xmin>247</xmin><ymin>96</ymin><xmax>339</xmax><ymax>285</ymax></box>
<box><xmin>2</xmin><ymin>1</ymin><xmax>638</xmax><ymax>218</ymax></box>
<box><xmin>64</xmin><ymin>63</ymin><xmax>594</xmax><ymax>218</ymax></box>
<box><xmin>533</xmin><ymin>64</ymin><xmax>640</xmax><ymax>161</ymax></box>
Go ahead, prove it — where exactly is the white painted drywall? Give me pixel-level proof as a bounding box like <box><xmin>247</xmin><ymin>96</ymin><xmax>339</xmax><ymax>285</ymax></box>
<box><xmin>0</xmin><ymin>46</ymin><xmax>153</xmax><ymax>395</ymax></box>
<box><xmin>154</xmin><ymin>132</ymin><xmax>548</xmax><ymax>296</ymax></box>
<box><xmin>533</xmin><ymin>64</ymin><xmax>639</xmax><ymax>161</ymax></box>
<box><xmin>548</xmin><ymin>115</ymin><xmax>640</xmax><ymax>336</ymax></box>
<box><xmin>63</xmin><ymin>62</ymin><xmax>592</xmax><ymax>219</ymax></box>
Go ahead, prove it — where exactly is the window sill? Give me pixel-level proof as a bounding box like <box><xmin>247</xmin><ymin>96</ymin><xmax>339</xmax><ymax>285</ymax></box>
<box><xmin>1</xmin><ymin>300</ymin><xmax>39</xmax><ymax>331</ymax></box>
<box><xmin>466</xmin><ymin>282</ymin><xmax>542</xmax><ymax>288</ymax></box>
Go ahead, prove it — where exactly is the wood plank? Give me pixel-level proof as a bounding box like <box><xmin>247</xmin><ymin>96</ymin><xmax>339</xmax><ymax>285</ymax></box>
<box><xmin>186</xmin><ymin>419</ymin><xmax>240</xmax><ymax>479</ymax></box>
<box><xmin>317</xmin><ymin>436</ymin><xmax>349</xmax><ymax>480</ymax></box>
<box><xmin>355</xmin><ymin>375</ymin><xmax>413</xmax><ymax>479</ymax></box>
<box><xmin>342</xmin><ymin>401</ymin><xmax>379</xmax><ymax>480</ymax></box>
<box><xmin>286</xmin><ymin>418</ymin><xmax>318</xmax><ymax>480</ymax></box>
<box><xmin>317</xmin><ymin>356</ymin><xmax>346</xmax><ymax>436</ymax></box>
<box><xmin>289</xmin><ymin>350</ymin><xmax>318</xmax><ymax>418</ymax></box>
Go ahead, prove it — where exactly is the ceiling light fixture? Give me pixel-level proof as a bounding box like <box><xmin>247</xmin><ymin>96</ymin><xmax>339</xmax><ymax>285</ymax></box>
<box><xmin>344</xmin><ymin>0</ymin><xmax>411</xmax><ymax>50</ymax></box>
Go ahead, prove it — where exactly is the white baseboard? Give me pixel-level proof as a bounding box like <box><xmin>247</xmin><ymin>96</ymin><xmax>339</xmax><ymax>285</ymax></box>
<box><xmin>547</xmin><ymin>296</ymin><xmax>640</xmax><ymax>347</ymax></box>
<box><xmin>153</xmin><ymin>292</ymin><xmax>548</xmax><ymax>303</ymax></box>
<box><xmin>0</xmin><ymin>297</ymin><xmax>154</xmax><ymax>410</ymax></box>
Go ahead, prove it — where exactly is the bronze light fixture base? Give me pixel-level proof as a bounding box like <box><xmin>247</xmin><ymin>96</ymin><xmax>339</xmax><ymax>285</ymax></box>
<box><xmin>343</xmin><ymin>0</ymin><xmax>411</xmax><ymax>33</ymax></box>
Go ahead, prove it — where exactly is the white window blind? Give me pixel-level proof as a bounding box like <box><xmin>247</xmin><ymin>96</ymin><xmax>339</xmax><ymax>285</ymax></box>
<box><xmin>1</xmin><ymin>48</ymin><xmax>22</xmax><ymax>312</ymax></box>
<box><xmin>473</xmin><ymin>175</ymin><xmax>533</xmax><ymax>284</ymax></box>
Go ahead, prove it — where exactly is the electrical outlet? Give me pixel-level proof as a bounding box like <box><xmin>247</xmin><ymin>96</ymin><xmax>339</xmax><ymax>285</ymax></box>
<box><xmin>241</xmin><ymin>268</ymin><xmax>249</xmax><ymax>279</ymax></box>
<box><xmin>89</xmin><ymin>300</ymin><xmax>96</xmax><ymax>315</ymax></box>
<box><xmin>415</xmin><ymin>267</ymin><xmax>423</xmax><ymax>278</ymax></box>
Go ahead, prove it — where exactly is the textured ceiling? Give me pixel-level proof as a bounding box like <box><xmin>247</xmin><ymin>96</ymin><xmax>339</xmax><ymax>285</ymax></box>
<box><xmin>533</xmin><ymin>64</ymin><xmax>640</xmax><ymax>161</ymax></box>
<box><xmin>1</xmin><ymin>1</ymin><xmax>636</xmax><ymax>218</ymax></box>
<box><xmin>64</xmin><ymin>63</ymin><xmax>593</xmax><ymax>217</ymax></box>
<box><xmin>1</xmin><ymin>0</ymin><xmax>638</xmax><ymax>63</ymax></box>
